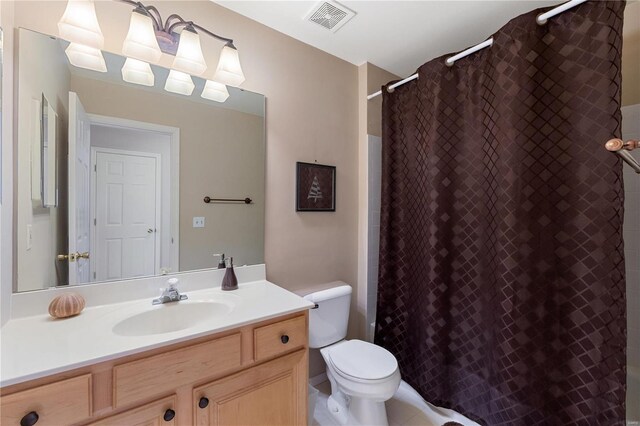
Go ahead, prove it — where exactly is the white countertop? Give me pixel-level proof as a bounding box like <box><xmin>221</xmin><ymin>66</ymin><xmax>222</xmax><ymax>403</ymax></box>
<box><xmin>0</xmin><ymin>280</ymin><xmax>314</xmax><ymax>387</ymax></box>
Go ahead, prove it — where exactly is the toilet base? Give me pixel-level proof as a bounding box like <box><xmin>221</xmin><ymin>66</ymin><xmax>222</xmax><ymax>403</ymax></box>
<box><xmin>348</xmin><ymin>398</ymin><xmax>389</xmax><ymax>426</ymax></box>
<box><xmin>326</xmin><ymin>368</ymin><xmax>392</xmax><ymax>426</ymax></box>
<box><xmin>326</xmin><ymin>392</ymin><xmax>390</xmax><ymax>426</ymax></box>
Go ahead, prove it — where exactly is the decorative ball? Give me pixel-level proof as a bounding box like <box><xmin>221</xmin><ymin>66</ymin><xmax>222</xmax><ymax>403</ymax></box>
<box><xmin>48</xmin><ymin>293</ymin><xmax>85</xmax><ymax>319</ymax></box>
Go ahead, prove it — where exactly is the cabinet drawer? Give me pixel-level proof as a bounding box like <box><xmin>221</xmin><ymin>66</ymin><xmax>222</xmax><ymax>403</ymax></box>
<box><xmin>113</xmin><ymin>333</ymin><xmax>241</xmax><ymax>408</ymax></box>
<box><xmin>254</xmin><ymin>315</ymin><xmax>306</xmax><ymax>362</ymax></box>
<box><xmin>88</xmin><ymin>395</ymin><xmax>177</xmax><ymax>426</ymax></box>
<box><xmin>0</xmin><ymin>374</ymin><xmax>92</xmax><ymax>426</ymax></box>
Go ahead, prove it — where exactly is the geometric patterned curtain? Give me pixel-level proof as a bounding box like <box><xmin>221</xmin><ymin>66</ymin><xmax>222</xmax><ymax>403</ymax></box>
<box><xmin>375</xmin><ymin>2</ymin><xmax>627</xmax><ymax>424</ymax></box>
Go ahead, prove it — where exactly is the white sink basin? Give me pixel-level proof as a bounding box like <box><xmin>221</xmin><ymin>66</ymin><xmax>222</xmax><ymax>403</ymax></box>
<box><xmin>112</xmin><ymin>300</ymin><xmax>234</xmax><ymax>336</ymax></box>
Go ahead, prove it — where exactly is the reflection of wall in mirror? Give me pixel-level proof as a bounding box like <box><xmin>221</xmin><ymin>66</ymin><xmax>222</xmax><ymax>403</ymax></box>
<box><xmin>17</xmin><ymin>29</ymin><xmax>69</xmax><ymax>291</ymax></box>
<box><xmin>70</xmin><ymin>75</ymin><xmax>265</xmax><ymax>274</ymax></box>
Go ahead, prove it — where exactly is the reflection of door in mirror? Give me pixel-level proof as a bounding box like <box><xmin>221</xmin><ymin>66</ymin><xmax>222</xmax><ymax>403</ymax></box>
<box><xmin>93</xmin><ymin>150</ymin><xmax>160</xmax><ymax>281</ymax></box>
<box><xmin>88</xmin><ymin>117</ymin><xmax>179</xmax><ymax>282</ymax></box>
<box><xmin>68</xmin><ymin>92</ymin><xmax>91</xmax><ymax>285</ymax></box>
<box><xmin>67</xmin><ymin>94</ymin><xmax>173</xmax><ymax>284</ymax></box>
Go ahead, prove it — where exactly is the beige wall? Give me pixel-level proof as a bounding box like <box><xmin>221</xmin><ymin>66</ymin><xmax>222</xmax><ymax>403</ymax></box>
<box><xmin>16</xmin><ymin>29</ymin><xmax>70</xmax><ymax>291</ymax></box>
<box><xmin>70</xmin><ymin>75</ymin><xmax>265</xmax><ymax>273</ymax></box>
<box><xmin>6</xmin><ymin>0</ymin><xmax>359</xmax><ymax>317</ymax></box>
<box><xmin>623</xmin><ymin>0</ymin><xmax>640</xmax><ymax>106</ymax></box>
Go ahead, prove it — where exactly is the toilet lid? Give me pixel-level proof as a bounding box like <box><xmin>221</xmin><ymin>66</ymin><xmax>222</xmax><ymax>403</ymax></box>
<box><xmin>327</xmin><ymin>340</ymin><xmax>398</xmax><ymax>381</ymax></box>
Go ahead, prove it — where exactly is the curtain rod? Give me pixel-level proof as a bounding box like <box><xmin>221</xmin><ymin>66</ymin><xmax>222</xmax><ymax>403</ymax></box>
<box><xmin>605</xmin><ymin>139</ymin><xmax>640</xmax><ymax>174</ymax></box>
<box><xmin>367</xmin><ymin>0</ymin><xmax>588</xmax><ymax>100</ymax></box>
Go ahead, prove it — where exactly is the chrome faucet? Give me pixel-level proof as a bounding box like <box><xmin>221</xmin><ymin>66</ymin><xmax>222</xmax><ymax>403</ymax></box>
<box><xmin>152</xmin><ymin>278</ymin><xmax>188</xmax><ymax>305</ymax></box>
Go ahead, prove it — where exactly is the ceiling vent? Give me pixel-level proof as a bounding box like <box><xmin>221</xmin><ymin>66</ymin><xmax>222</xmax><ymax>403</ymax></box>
<box><xmin>305</xmin><ymin>1</ymin><xmax>356</xmax><ymax>33</ymax></box>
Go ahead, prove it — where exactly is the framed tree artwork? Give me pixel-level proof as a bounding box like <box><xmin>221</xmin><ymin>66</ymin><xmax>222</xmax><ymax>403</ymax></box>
<box><xmin>296</xmin><ymin>162</ymin><xmax>336</xmax><ymax>212</ymax></box>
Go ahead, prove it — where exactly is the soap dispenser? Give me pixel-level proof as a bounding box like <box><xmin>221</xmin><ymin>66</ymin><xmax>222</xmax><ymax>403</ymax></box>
<box><xmin>214</xmin><ymin>253</ymin><xmax>226</xmax><ymax>269</ymax></box>
<box><xmin>221</xmin><ymin>257</ymin><xmax>238</xmax><ymax>291</ymax></box>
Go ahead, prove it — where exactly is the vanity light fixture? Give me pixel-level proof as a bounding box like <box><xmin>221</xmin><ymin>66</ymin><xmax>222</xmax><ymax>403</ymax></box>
<box><xmin>117</xmin><ymin>0</ymin><xmax>244</xmax><ymax>87</ymax></box>
<box><xmin>213</xmin><ymin>43</ymin><xmax>245</xmax><ymax>87</ymax></box>
<box><xmin>165</xmin><ymin>70</ymin><xmax>195</xmax><ymax>96</ymax></box>
<box><xmin>58</xmin><ymin>0</ymin><xmax>104</xmax><ymax>49</ymax></box>
<box><xmin>65</xmin><ymin>42</ymin><xmax>107</xmax><ymax>72</ymax></box>
<box><xmin>122</xmin><ymin>6</ymin><xmax>162</xmax><ymax>63</ymax></box>
<box><xmin>122</xmin><ymin>57</ymin><xmax>155</xmax><ymax>86</ymax></box>
<box><xmin>58</xmin><ymin>0</ymin><xmax>245</xmax><ymax>102</ymax></box>
<box><xmin>171</xmin><ymin>25</ymin><xmax>207</xmax><ymax>76</ymax></box>
<box><xmin>201</xmin><ymin>80</ymin><xmax>230</xmax><ymax>103</ymax></box>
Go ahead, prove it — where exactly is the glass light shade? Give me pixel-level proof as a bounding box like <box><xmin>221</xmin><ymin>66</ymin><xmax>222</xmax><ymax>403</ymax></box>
<box><xmin>164</xmin><ymin>70</ymin><xmax>195</xmax><ymax>96</ymax></box>
<box><xmin>58</xmin><ymin>0</ymin><xmax>104</xmax><ymax>49</ymax></box>
<box><xmin>201</xmin><ymin>80</ymin><xmax>229</xmax><ymax>103</ymax></box>
<box><xmin>122</xmin><ymin>10</ymin><xmax>162</xmax><ymax>63</ymax></box>
<box><xmin>65</xmin><ymin>43</ymin><xmax>107</xmax><ymax>72</ymax></box>
<box><xmin>213</xmin><ymin>44</ymin><xmax>245</xmax><ymax>87</ymax></box>
<box><xmin>121</xmin><ymin>58</ymin><xmax>155</xmax><ymax>86</ymax></box>
<box><xmin>171</xmin><ymin>28</ymin><xmax>207</xmax><ymax>75</ymax></box>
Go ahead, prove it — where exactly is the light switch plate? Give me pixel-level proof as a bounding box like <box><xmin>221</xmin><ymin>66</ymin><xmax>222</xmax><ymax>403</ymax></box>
<box><xmin>193</xmin><ymin>217</ymin><xmax>205</xmax><ymax>228</ymax></box>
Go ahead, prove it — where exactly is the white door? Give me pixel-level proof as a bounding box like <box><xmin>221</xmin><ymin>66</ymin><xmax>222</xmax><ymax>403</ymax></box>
<box><xmin>68</xmin><ymin>92</ymin><xmax>91</xmax><ymax>285</ymax></box>
<box><xmin>94</xmin><ymin>151</ymin><xmax>159</xmax><ymax>281</ymax></box>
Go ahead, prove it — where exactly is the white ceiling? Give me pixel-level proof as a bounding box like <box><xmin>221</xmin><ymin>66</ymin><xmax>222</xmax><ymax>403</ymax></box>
<box><xmin>215</xmin><ymin>0</ymin><xmax>564</xmax><ymax>77</ymax></box>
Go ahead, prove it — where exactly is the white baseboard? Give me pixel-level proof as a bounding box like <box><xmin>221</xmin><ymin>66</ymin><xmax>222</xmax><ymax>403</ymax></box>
<box><xmin>309</xmin><ymin>372</ymin><xmax>328</xmax><ymax>386</ymax></box>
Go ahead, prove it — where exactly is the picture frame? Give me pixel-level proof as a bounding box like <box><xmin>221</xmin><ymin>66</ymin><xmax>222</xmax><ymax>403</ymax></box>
<box><xmin>296</xmin><ymin>162</ymin><xmax>336</xmax><ymax>212</ymax></box>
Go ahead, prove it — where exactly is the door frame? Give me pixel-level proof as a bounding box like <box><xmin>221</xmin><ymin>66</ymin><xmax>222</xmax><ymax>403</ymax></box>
<box><xmin>90</xmin><ymin>147</ymin><xmax>162</xmax><ymax>281</ymax></box>
<box><xmin>87</xmin><ymin>114</ymin><xmax>180</xmax><ymax>275</ymax></box>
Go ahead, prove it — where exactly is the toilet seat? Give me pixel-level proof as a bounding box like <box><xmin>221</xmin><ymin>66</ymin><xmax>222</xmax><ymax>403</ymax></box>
<box><xmin>326</xmin><ymin>340</ymin><xmax>398</xmax><ymax>382</ymax></box>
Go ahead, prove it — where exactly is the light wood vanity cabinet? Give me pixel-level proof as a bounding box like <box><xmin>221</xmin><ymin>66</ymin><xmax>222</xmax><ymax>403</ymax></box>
<box><xmin>0</xmin><ymin>312</ymin><xmax>309</xmax><ymax>426</ymax></box>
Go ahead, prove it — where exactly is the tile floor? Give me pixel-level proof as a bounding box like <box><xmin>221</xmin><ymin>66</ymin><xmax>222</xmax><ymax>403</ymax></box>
<box><xmin>311</xmin><ymin>380</ymin><xmax>479</xmax><ymax>426</ymax></box>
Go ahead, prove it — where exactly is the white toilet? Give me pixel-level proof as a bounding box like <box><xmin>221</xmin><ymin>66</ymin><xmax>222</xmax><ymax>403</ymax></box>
<box><xmin>304</xmin><ymin>285</ymin><xmax>401</xmax><ymax>426</ymax></box>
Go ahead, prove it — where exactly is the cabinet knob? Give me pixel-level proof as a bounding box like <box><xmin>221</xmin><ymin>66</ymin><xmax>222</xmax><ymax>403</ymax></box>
<box><xmin>281</xmin><ymin>334</ymin><xmax>290</xmax><ymax>344</ymax></box>
<box><xmin>20</xmin><ymin>411</ymin><xmax>39</xmax><ymax>426</ymax></box>
<box><xmin>163</xmin><ymin>409</ymin><xmax>175</xmax><ymax>422</ymax></box>
<box><xmin>199</xmin><ymin>397</ymin><xmax>210</xmax><ymax>409</ymax></box>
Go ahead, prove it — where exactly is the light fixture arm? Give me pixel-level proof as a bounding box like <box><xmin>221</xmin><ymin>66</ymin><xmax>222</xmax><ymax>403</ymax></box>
<box><xmin>143</xmin><ymin>5</ymin><xmax>163</xmax><ymax>30</ymax></box>
<box><xmin>167</xmin><ymin>19</ymin><xmax>234</xmax><ymax>46</ymax></box>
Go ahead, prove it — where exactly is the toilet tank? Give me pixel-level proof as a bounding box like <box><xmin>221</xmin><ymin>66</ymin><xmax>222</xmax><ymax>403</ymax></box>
<box><xmin>303</xmin><ymin>284</ymin><xmax>352</xmax><ymax>349</ymax></box>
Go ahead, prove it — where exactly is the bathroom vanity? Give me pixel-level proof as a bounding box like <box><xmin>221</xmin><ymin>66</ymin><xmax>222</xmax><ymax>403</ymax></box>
<box><xmin>0</xmin><ymin>270</ymin><xmax>313</xmax><ymax>425</ymax></box>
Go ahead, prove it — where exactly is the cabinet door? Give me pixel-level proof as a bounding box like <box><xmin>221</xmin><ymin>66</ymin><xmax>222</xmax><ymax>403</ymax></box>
<box><xmin>194</xmin><ymin>349</ymin><xmax>308</xmax><ymax>426</ymax></box>
<box><xmin>88</xmin><ymin>395</ymin><xmax>177</xmax><ymax>426</ymax></box>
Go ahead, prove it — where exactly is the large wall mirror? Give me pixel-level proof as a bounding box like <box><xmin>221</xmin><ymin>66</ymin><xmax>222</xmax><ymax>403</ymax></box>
<box><xmin>15</xmin><ymin>28</ymin><xmax>265</xmax><ymax>292</ymax></box>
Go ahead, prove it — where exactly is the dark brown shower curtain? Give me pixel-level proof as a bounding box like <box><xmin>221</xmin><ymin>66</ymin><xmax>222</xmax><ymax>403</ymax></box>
<box><xmin>375</xmin><ymin>2</ymin><xmax>626</xmax><ymax>425</ymax></box>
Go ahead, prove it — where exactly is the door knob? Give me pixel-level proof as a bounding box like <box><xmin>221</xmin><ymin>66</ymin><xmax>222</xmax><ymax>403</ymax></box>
<box><xmin>76</xmin><ymin>252</ymin><xmax>90</xmax><ymax>260</ymax></box>
<box><xmin>148</xmin><ymin>228</ymin><xmax>153</xmax><ymax>233</ymax></box>
<box><xmin>58</xmin><ymin>252</ymin><xmax>89</xmax><ymax>261</ymax></box>
<box><xmin>57</xmin><ymin>253</ymin><xmax>77</xmax><ymax>262</ymax></box>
